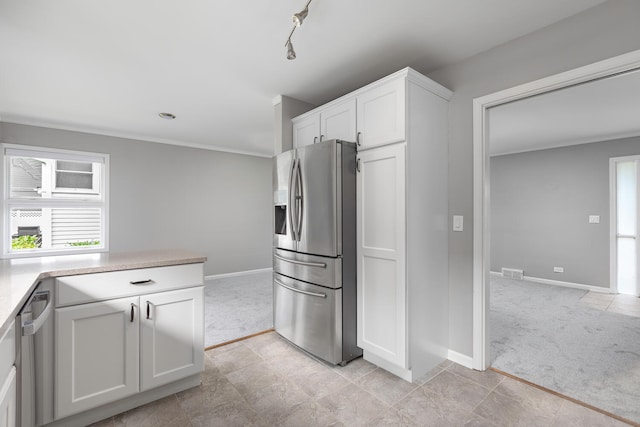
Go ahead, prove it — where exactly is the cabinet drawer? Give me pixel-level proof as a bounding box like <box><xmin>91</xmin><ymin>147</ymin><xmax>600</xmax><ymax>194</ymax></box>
<box><xmin>0</xmin><ymin>321</ymin><xmax>15</xmax><ymax>383</ymax></box>
<box><xmin>56</xmin><ymin>263</ymin><xmax>204</xmax><ymax>307</ymax></box>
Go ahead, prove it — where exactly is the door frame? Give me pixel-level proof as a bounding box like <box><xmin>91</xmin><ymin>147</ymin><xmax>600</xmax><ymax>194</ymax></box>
<box><xmin>610</xmin><ymin>155</ymin><xmax>640</xmax><ymax>296</ymax></box>
<box><xmin>471</xmin><ymin>48</ymin><xmax>640</xmax><ymax>371</ymax></box>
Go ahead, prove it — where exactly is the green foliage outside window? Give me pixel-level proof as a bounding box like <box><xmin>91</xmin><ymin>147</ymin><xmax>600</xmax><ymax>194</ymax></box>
<box><xmin>68</xmin><ymin>240</ymin><xmax>100</xmax><ymax>247</ymax></box>
<box><xmin>11</xmin><ymin>235</ymin><xmax>39</xmax><ymax>249</ymax></box>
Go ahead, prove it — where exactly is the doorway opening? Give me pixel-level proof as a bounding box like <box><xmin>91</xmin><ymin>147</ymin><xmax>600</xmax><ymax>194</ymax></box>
<box><xmin>611</xmin><ymin>155</ymin><xmax>640</xmax><ymax>296</ymax></box>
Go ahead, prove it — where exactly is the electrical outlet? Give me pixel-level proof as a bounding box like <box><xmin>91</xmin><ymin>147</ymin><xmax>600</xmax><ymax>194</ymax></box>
<box><xmin>553</xmin><ymin>267</ymin><xmax>564</xmax><ymax>273</ymax></box>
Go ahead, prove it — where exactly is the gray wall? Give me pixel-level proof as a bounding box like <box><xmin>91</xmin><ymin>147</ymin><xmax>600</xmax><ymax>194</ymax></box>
<box><xmin>0</xmin><ymin>122</ymin><xmax>272</xmax><ymax>277</ymax></box>
<box><xmin>426</xmin><ymin>0</ymin><xmax>640</xmax><ymax>356</ymax></box>
<box><xmin>490</xmin><ymin>137</ymin><xmax>640</xmax><ymax>288</ymax></box>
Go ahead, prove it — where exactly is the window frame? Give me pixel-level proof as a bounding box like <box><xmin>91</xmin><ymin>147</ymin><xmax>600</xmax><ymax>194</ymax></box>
<box><xmin>1</xmin><ymin>143</ymin><xmax>109</xmax><ymax>258</ymax></box>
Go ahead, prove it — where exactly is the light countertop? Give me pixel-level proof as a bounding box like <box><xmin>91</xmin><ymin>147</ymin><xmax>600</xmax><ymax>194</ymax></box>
<box><xmin>0</xmin><ymin>249</ymin><xmax>207</xmax><ymax>335</ymax></box>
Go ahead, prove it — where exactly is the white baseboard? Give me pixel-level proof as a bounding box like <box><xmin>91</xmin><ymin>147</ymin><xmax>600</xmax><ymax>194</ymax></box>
<box><xmin>205</xmin><ymin>267</ymin><xmax>272</xmax><ymax>281</ymax></box>
<box><xmin>524</xmin><ymin>275</ymin><xmax>613</xmax><ymax>293</ymax></box>
<box><xmin>490</xmin><ymin>271</ymin><xmax>613</xmax><ymax>293</ymax></box>
<box><xmin>447</xmin><ymin>349</ymin><xmax>473</xmax><ymax>369</ymax></box>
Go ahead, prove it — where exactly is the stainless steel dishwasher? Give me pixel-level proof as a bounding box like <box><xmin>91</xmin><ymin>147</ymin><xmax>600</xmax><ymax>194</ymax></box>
<box><xmin>17</xmin><ymin>279</ymin><xmax>55</xmax><ymax>427</ymax></box>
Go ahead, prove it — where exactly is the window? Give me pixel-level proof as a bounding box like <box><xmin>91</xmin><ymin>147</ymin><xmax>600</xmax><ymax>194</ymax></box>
<box><xmin>2</xmin><ymin>144</ymin><xmax>109</xmax><ymax>258</ymax></box>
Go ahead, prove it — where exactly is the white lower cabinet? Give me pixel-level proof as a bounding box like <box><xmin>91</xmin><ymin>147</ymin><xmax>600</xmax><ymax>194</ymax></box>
<box><xmin>0</xmin><ymin>367</ymin><xmax>16</xmax><ymax>427</ymax></box>
<box><xmin>56</xmin><ymin>297</ymin><xmax>139</xmax><ymax>419</ymax></box>
<box><xmin>55</xmin><ymin>273</ymin><xmax>204</xmax><ymax>420</ymax></box>
<box><xmin>140</xmin><ymin>287</ymin><xmax>204</xmax><ymax>390</ymax></box>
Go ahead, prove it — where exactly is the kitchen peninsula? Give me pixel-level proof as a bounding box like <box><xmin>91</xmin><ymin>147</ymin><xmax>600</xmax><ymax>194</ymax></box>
<box><xmin>0</xmin><ymin>249</ymin><xmax>206</xmax><ymax>427</ymax></box>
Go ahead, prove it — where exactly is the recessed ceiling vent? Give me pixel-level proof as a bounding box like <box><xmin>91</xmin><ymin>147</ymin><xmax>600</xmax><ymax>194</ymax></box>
<box><xmin>501</xmin><ymin>268</ymin><xmax>524</xmax><ymax>280</ymax></box>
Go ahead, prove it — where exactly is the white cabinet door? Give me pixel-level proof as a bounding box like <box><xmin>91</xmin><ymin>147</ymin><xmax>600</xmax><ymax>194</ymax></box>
<box><xmin>0</xmin><ymin>367</ymin><xmax>16</xmax><ymax>427</ymax></box>
<box><xmin>356</xmin><ymin>78</ymin><xmax>406</xmax><ymax>149</ymax></box>
<box><xmin>320</xmin><ymin>99</ymin><xmax>357</xmax><ymax>143</ymax></box>
<box><xmin>293</xmin><ymin>114</ymin><xmax>320</xmax><ymax>148</ymax></box>
<box><xmin>357</xmin><ymin>143</ymin><xmax>407</xmax><ymax>367</ymax></box>
<box><xmin>55</xmin><ymin>297</ymin><xmax>139</xmax><ymax>419</ymax></box>
<box><xmin>140</xmin><ymin>287</ymin><xmax>204</xmax><ymax>391</ymax></box>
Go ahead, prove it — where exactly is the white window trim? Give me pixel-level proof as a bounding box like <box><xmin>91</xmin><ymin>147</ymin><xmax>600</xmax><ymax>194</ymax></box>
<box><xmin>1</xmin><ymin>143</ymin><xmax>110</xmax><ymax>258</ymax></box>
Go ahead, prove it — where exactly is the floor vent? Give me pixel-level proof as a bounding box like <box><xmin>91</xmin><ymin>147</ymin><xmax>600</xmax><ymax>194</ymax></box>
<box><xmin>502</xmin><ymin>268</ymin><xmax>524</xmax><ymax>280</ymax></box>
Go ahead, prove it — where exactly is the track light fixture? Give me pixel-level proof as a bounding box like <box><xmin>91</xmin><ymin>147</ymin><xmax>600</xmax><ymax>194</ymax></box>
<box><xmin>284</xmin><ymin>0</ymin><xmax>313</xmax><ymax>60</ymax></box>
<box><xmin>286</xmin><ymin>39</ymin><xmax>296</xmax><ymax>60</ymax></box>
<box><xmin>292</xmin><ymin>0</ymin><xmax>311</xmax><ymax>27</ymax></box>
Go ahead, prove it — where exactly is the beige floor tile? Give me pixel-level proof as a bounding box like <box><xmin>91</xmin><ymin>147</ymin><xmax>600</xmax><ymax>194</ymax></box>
<box><xmin>208</xmin><ymin>342</ymin><xmax>263</xmax><ymax>374</ymax></box>
<box><xmin>189</xmin><ymin>400</ymin><xmax>259</xmax><ymax>427</ymax></box>
<box><xmin>421</xmin><ymin>370</ymin><xmax>493</xmax><ymax>413</ymax></box>
<box><xmin>446</xmin><ymin>363</ymin><xmax>504</xmax><ymax>390</ymax></box>
<box><xmin>395</xmin><ymin>386</ymin><xmax>476</xmax><ymax>426</ymax></box>
<box><xmin>612</xmin><ymin>294</ymin><xmax>640</xmax><ymax>304</ymax></box>
<box><xmin>288</xmin><ymin>364</ymin><xmax>351</xmax><ymax>400</ymax></box>
<box><xmin>276</xmin><ymin>400</ymin><xmax>343</xmax><ymax>427</ymax></box>
<box><xmin>242</xmin><ymin>377</ymin><xmax>310</xmax><ymax>423</ymax></box>
<box><xmin>550</xmin><ymin>400</ymin><xmax>631</xmax><ymax>427</ymax></box>
<box><xmin>474</xmin><ymin>390</ymin><xmax>556</xmax><ymax>427</ymax></box>
<box><xmin>366</xmin><ymin>407</ymin><xmax>422</xmax><ymax>426</ymax></box>
<box><xmin>462</xmin><ymin>413</ymin><xmax>499</xmax><ymax>426</ymax></box>
<box><xmin>413</xmin><ymin>366</ymin><xmax>444</xmax><ymax>386</ymax></box>
<box><xmin>318</xmin><ymin>383</ymin><xmax>390</xmax><ymax>427</ymax></box>
<box><xmin>244</xmin><ymin>332</ymin><xmax>296</xmax><ymax>361</ymax></box>
<box><xmin>226</xmin><ymin>361</ymin><xmax>282</xmax><ymax>397</ymax></box>
<box><xmin>266</xmin><ymin>344</ymin><xmax>325</xmax><ymax>378</ymax></box>
<box><xmin>355</xmin><ymin>367</ymin><xmax>419</xmax><ymax>405</ymax></box>
<box><xmin>205</xmin><ymin>339</ymin><xmax>245</xmax><ymax>356</ymax></box>
<box><xmin>113</xmin><ymin>395</ymin><xmax>191</xmax><ymax>427</ymax></box>
<box><xmin>176</xmin><ymin>377</ymin><xmax>244</xmax><ymax>419</ymax></box>
<box><xmin>333</xmin><ymin>357</ymin><xmax>378</xmax><ymax>382</ymax></box>
<box><xmin>88</xmin><ymin>417</ymin><xmax>115</xmax><ymax>427</ymax></box>
<box><xmin>493</xmin><ymin>377</ymin><xmax>563</xmax><ymax>415</ymax></box>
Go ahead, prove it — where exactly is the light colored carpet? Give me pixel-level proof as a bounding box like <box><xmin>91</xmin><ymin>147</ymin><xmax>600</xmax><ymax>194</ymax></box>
<box><xmin>490</xmin><ymin>276</ymin><xmax>640</xmax><ymax>423</ymax></box>
<box><xmin>204</xmin><ymin>270</ymin><xmax>273</xmax><ymax>347</ymax></box>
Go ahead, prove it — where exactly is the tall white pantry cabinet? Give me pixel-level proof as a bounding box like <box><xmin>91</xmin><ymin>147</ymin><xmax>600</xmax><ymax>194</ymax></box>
<box><xmin>293</xmin><ymin>68</ymin><xmax>451</xmax><ymax>382</ymax></box>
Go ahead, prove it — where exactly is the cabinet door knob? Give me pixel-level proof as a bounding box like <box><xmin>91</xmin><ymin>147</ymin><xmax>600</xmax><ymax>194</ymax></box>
<box><xmin>313</xmin><ymin>136</ymin><xmax>318</xmax><ymax>144</ymax></box>
<box><xmin>320</xmin><ymin>134</ymin><xmax>325</xmax><ymax>142</ymax></box>
<box><xmin>356</xmin><ymin>132</ymin><xmax>362</xmax><ymax>146</ymax></box>
<box><xmin>356</xmin><ymin>158</ymin><xmax>361</xmax><ymax>172</ymax></box>
<box><xmin>130</xmin><ymin>303</ymin><xmax>135</xmax><ymax>322</ymax></box>
<box><xmin>146</xmin><ymin>301</ymin><xmax>151</xmax><ymax>320</ymax></box>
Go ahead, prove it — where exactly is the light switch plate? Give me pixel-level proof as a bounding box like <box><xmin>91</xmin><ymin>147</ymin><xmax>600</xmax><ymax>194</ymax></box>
<box><xmin>453</xmin><ymin>215</ymin><xmax>464</xmax><ymax>232</ymax></box>
<box><xmin>589</xmin><ymin>215</ymin><xmax>600</xmax><ymax>224</ymax></box>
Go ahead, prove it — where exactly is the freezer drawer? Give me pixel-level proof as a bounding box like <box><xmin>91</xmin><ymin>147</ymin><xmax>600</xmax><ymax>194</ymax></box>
<box><xmin>273</xmin><ymin>273</ymin><xmax>342</xmax><ymax>365</ymax></box>
<box><xmin>273</xmin><ymin>249</ymin><xmax>342</xmax><ymax>289</ymax></box>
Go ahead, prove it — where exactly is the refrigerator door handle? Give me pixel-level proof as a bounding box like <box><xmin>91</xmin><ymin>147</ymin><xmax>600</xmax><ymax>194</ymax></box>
<box><xmin>274</xmin><ymin>253</ymin><xmax>327</xmax><ymax>268</ymax></box>
<box><xmin>295</xmin><ymin>159</ymin><xmax>304</xmax><ymax>240</ymax></box>
<box><xmin>288</xmin><ymin>158</ymin><xmax>298</xmax><ymax>241</ymax></box>
<box><xmin>274</xmin><ymin>279</ymin><xmax>327</xmax><ymax>299</ymax></box>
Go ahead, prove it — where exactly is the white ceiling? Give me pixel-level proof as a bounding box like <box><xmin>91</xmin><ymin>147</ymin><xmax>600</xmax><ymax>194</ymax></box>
<box><xmin>0</xmin><ymin>1</ymin><xmax>607</xmax><ymax>157</ymax></box>
<box><xmin>489</xmin><ymin>68</ymin><xmax>640</xmax><ymax>156</ymax></box>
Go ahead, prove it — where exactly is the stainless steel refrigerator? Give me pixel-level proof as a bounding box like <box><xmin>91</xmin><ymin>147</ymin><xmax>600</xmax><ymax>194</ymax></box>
<box><xmin>272</xmin><ymin>139</ymin><xmax>361</xmax><ymax>365</ymax></box>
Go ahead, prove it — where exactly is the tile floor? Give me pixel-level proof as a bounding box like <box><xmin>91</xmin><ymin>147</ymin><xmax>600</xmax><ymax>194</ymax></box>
<box><xmin>580</xmin><ymin>291</ymin><xmax>640</xmax><ymax>317</ymax></box>
<box><xmin>91</xmin><ymin>332</ymin><xmax>632</xmax><ymax>427</ymax></box>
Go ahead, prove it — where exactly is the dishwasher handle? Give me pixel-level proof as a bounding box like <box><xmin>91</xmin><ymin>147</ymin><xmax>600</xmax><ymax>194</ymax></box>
<box><xmin>21</xmin><ymin>290</ymin><xmax>53</xmax><ymax>336</ymax></box>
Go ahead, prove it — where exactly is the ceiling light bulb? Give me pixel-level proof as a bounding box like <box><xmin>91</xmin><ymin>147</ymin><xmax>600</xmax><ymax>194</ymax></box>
<box><xmin>286</xmin><ymin>40</ymin><xmax>296</xmax><ymax>60</ymax></box>
<box><xmin>292</xmin><ymin>7</ymin><xmax>308</xmax><ymax>27</ymax></box>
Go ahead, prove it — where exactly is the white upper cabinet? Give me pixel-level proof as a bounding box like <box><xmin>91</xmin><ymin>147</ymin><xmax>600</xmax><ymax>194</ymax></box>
<box><xmin>293</xmin><ymin>99</ymin><xmax>357</xmax><ymax>148</ymax></box>
<box><xmin>292</xmin><ymin>114</ymin><xmax>320</xmax><ymax>148</ymax></box>
<box><xmin>321</xmin><ymin>99</ymin><xmax>357</xmax><ymax>143</ymax></box>
<box><xmin>356</xmin><ymin>78</ymin><xmax>406</xmax><ymax>149</ymax></box>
